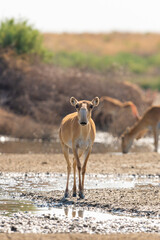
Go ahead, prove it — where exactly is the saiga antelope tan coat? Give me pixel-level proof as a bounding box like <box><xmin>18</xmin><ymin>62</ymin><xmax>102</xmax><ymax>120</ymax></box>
<box><xmin>94</xmin><ymin>96</ymin><xmax>140</xmax><ymax>128</ymax></box>
<box><xmin>59</xmin><ymin>97</ymin><xmax>99</xmax><ymax>199</ymax></box>
<box><xmin>121</xmin><ymin>106</ymin><xmax>160</xmax><ymax>153</ymax></box>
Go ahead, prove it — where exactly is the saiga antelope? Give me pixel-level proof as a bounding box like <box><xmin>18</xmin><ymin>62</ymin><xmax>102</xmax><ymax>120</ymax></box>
<box><xmin>59</xmin><ymin>97</ymin><xmax>99</xmax><ymax>199</ymax></box>
<box><xmin>94</xmin><ymin>96</ymin><xmax>140</xmax><ymax>128</ymax></box>
<box><xmin>121</xmin><ymin>106</ymin><xmax>160</xmax><ymax>153</ymax></box>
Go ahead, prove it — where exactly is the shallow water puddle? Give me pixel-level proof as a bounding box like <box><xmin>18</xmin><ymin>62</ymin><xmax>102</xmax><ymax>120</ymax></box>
<box><xmin>0</xmin><ymin>196</ymin><xmax>127</xmax><ymax>221</ymax></box>
<box><xmin>1</xmin><ymin>203</ymin><xmax>160</xmax><ymax>234</ymax></box>
<box><xmin>0</xmin><ymin>173</ymin><xmax>159</xmax><ymax>195</ymax></box>
<box><xmin>0</xmin><ymin>198</ymin><xmax>111</xmax><ymax>220</ymax></box>
<box><xmin>0</xmin><ymin>172</ymin><xmax>159</xmax><ymax>219</ymax></box>
<box><xmin>0</xmin><ymin>173</ymin><xmax>160</xmax><ymax>233</ymax></box>
<box><xmin>0</xmin><ymin>198</ymin><xmax>158</xmax><ymax>227</ymax></box>
<box><xmin>37</xmin><ymin>206</ymin><xmax>160</xmax><ymax>226</ymax></box>
<box><xmin>0</xmin><ymin>196</ymin><xmax>137</xmax><ymax>222</ymax></box>
<box><xmin>0</xmin><ymin>198</ymin><xmax>37</xmax><ymax>216</ymax></box>
<box><xmin>37</xmin><ymin>206</ymin><xmax>122</xmax><ymax>221</ymax></box>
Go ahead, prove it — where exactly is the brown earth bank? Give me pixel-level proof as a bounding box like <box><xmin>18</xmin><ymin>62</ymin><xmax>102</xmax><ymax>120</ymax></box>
<box><xmin>1</xmin><ymin>233</ymin><xmax>160</xmax><ymax>240</ymax></box>
<box><xmin>0</xmin><ymin>108</ymin><xmax>55</xmax><ymax>139</ymax></box>
<box><xmin>0</xmin><ymin>153</ymin><xmax>159</xmax><ymax>175</ymax></box>
<box><xmin>0</xmin><ymin>50</ymin><xmax>153</xmax><ymax>138</ymax></box>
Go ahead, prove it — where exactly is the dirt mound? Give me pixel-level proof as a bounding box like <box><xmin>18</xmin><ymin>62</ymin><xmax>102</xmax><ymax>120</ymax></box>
<box><xmin>0</xmin><ymin>50</ymin><xmax>153</xmax><ymax>137</ymax></box>
<box><xmin>0</xmin><ymin>108</ymin><xmax>54</xmax><ymax>139</ymax></box>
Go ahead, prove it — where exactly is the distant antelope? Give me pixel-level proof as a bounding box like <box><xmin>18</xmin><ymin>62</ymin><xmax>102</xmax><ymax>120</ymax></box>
<box><xmin>94</xmin><ymin>96</ymin><xmax>140</xmax><ymax>128</ymax></box>
<box><xmin>59</xmin><ymin>97</ymin><xmax>99</xmax><ymax>199</ymax></box>
<box><xmin>121</xmin><ymin>106</ymin><xmax>160</xmax><ymax>153</ymax></box>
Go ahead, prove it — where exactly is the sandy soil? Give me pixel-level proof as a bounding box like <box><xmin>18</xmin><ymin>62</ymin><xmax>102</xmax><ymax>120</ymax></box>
<box><xmin>1</xmin><ymin>233</ymin><xmax>160</xmax><ymax>240</ymax></box>
<box><xmin>0</xmin><ymin>152</ymin><xmax>160</xmax><ymax>175</ymax></box>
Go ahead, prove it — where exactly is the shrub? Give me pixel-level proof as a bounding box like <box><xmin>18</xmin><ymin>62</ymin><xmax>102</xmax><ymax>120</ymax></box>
<box><xmin>0</xmin><ymin>18</ymin><xmax>52</xmax><ymax>61</ymax></box>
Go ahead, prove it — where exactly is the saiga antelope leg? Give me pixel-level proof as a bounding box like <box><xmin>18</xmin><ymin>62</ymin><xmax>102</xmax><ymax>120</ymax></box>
<box><xmin>82</xmin><ymin>147</ymin><xmax>92</xmax><ymax>195</ymax></box>
<box><xmin>73</xmin><ymin>150</ymin><xmax>83</xmax><ymax>197</ymax></box>
<box><xmin>153</xmin><ymin>124</ymin><xmax>159</xmax><ymax>152</ymax></box>
<box><xmin>72</xmin><ymin>146</ymin><xmax>83</xmax><ymax>198</ymax></box>
<box><xmin>62</xmin><ymin>144</ymin><xmax>71</xmax><ymax>198</ymax></box>
<box><xmin>73</xmin><ymin>158</ymin><xmax>77</xmax><ymax>197</ymax></box>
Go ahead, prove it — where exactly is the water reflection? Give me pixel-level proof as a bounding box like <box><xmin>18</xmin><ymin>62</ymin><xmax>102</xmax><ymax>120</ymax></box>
<box><xmin>64</xmin><ymin>207</ymin><xmax>84</xmax><ymax>218</ymax></box>
<box><xmin>37</xmin><ymin>206</ymin><xmax>124</xmax><ymax>221</ymax></box>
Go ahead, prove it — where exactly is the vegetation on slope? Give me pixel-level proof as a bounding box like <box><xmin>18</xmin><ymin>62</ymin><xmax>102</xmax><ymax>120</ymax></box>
<box><xmin>51</xmin><ymin>51</ymin><xmax>160</xmax><ymax>74</ymax></box>
<box><xmin>0</xmin><ymin>19</ymin><xmax>160</xmax><ymax>90</ymax></box>
<box><xmin>44</xmin><ymin>33</ymin><xmax>160</xmax><ymax>91</ymax></box>
<box><xmin>0</xmin><ymin>18</ymin><xmax>52</xmax><ymax>61</ymax></box>
<box><xmin>0</xmin><ymin>19</ymin><xmax>158</xmax><ymax>138</ymax></box>
<box><xmin>0</xmin><ymin>50</ymin><xmax>153</xmax><ymax>137</ymax></box>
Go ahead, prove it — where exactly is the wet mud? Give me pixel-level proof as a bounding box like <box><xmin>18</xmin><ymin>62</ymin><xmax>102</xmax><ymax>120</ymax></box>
<box><xmin>0</xmin><ymin>133</ymin><xmax>160</xmax><ymax>237</ymax></box>
<box><xmin>0</xmin><ymin>172</ymin><xmax>160</xmax><ymax>234</ymax></box>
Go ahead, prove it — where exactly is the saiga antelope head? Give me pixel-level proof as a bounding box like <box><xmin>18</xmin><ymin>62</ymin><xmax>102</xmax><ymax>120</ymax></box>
<box><xmin>121</xmin><ymin>127</ymin><xmax>133</xmax><ymax>153</ymax></box>
<box><xmin>70</xmin><ymin>97</ymin><xmax>99</xmax><ymax>126</ymax></box>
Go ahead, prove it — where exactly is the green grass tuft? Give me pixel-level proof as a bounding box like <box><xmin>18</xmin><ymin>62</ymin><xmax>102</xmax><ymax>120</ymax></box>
<box><xmin>51</xmin><ymin>51</ymin><xmax>152</xmax><ymax>74</ymax></box>
<box><xmin>131</xmin><ymin>77</ymin><xmax>160</xmax><ymax>91</ymax></box>
<box><xmin>0</xmin><ymin>18</ymin><xmax>53</xmax><ymax>61</ymax></box>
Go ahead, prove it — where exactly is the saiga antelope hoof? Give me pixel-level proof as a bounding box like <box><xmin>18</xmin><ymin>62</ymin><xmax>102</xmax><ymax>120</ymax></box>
<box><xmin>64</xmin><ymin>192</ymin><xmax>69</xmax><ymax>198</ymax></box>
<box><xmin>79</xmin><ymin>192</ymin><xmax>84</xmax><ymax>199</ymax></box>
<box><xmin>73</xmin><ymin>192</ymin><xmax>77</xmax><ymax>197</ymax></box>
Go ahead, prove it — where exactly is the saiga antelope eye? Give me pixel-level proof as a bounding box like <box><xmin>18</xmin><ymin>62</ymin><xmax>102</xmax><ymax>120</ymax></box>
<box><xmin>90</xmin><ymin>105</ymin><xmax>93</xmax><ymax>109</ymax></box>
<box><xmin>75</xmin><ymin>104</ymin><xmax>79</xmax><ymax>109</ymax></box>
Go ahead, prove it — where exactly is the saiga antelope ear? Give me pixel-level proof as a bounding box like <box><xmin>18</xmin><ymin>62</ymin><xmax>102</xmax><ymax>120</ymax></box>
<box><xmin>70</xmin><ymin>97</ymin><xmax>78</xmax><ymax>106</ymax></box>
<box><xmin>92</xmin><ymin>97</ymin><xmax>99</xmax><ymax>107</ymax></box>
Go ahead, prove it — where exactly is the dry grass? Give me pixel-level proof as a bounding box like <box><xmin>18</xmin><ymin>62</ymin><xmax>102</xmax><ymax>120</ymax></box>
<box><xmin>43</xmin><ymin>33</ymin><xmax>160</xmax><ymax>91</ymax></box>
<box><xmin>43</xmin><ymin>33</ymin><xmax>160</xmax><ymax>56</ymax></box>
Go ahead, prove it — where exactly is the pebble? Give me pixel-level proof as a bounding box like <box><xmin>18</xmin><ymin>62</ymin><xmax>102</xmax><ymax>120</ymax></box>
<box><xmin>0</xmin><ymin>210</ymin><xmax>160</xmax><ymax>234</ymax></box>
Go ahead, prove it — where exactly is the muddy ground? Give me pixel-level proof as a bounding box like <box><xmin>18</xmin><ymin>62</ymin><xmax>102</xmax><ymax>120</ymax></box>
<box><xmin>0</xmin><ymin>152</ymin><xmax>160</xmax><ymax>174</ymax></box>
<box><xmin>0</xmin><ymin>153</ymin><xmax>160</xmax><ymax>239</ymax></box>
